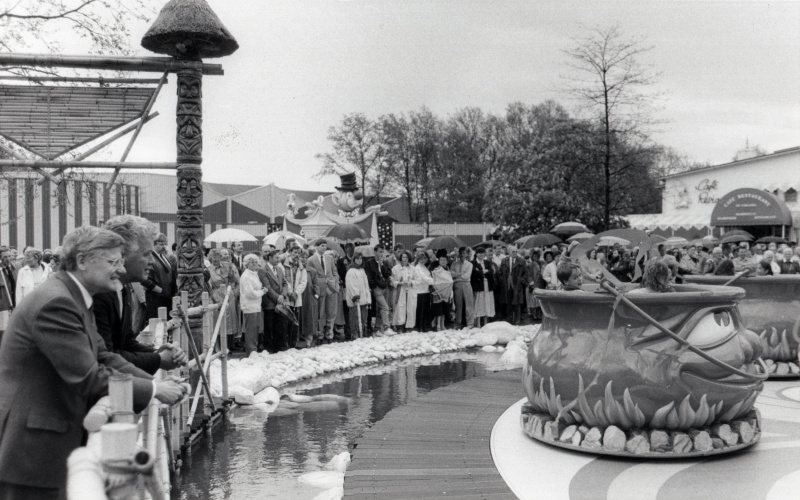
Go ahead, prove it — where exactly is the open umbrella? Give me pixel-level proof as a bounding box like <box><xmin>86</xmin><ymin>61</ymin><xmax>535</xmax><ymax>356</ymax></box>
<box><xmin>550</xmin><ymin>222</ymin><xmax>590</xmax><ymax>237</ymax></box>
<box><xmin>755</xmin><ymin>236</ymin><xmax>788</xmax><ymax>245</ymax></box>
<box><xmin>473</xmin><ymin>240</ymin><xmax>508</xmax><ymax>250</ymax></box>
<box><xmin>323</xmin><ymin>223</ymin><xmax>370</xmax><ymax>244</ymax></box>
<box><xmin>719</xmin><ymin>233</ymin><xmax>753</xmax><ymax>245</ymax></box>
<box><xmin>354</xmin><ymin>245</ymin><xmax>375</xmax><ymax>258</ymax></box>
<box><xmin>414</xmin><ymin>237</ymin><xmax>435</xmax><ymax>249</ymax></box>
<box><xmin>722</xmin><ymin>229</ymin><xmax>754</xmax><ymax>239</ymax></box>
<box><xmin>421</xmin><ymin>235</ymin><xmax>466</xmax><ymax>251</ymax></box>
<box><xmin>518</xmin><ymin>233</ymin><xmax>562</xmax><ymax>249</ymax></box>
<box><xmin>310</xmin><ymin>238</ymin><xmax>345</xmax><ymax>257</ymax></box>
<box><xmin>262</xmin><ymin>230</ymin><xmax>306</xmax><ymax>250</ymax></box>
<box><xmin>597</xmin><ymin>235</ymin><xmax>631</xmax><ymax>247</ymax></box>
<box><xmin>566</xmin><ymin>232</ymin><xmax>595</xmax><ymax>243</ymax></box>
<box><xmin>204</xmin><ymin>228</ymin><xmax>258</xmax><ymax>244</ymax></box>
<box><xmin>662</xmin><ymin>236</ymin><xmax>689</xmax><ymax>247</ymax></box>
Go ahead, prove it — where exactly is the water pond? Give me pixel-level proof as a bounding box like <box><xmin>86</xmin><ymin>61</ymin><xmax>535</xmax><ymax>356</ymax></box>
<box><xmin>173</xmin><ymin>350</ymin><xmax>514</xmax><ymax>499</ymax></box>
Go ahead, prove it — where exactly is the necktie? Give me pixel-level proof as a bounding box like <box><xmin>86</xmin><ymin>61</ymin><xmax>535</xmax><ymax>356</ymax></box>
<box><xmin>322</xmin><ymin>256</ymin><xmax>326</xmax><ymax>274</ymax></box>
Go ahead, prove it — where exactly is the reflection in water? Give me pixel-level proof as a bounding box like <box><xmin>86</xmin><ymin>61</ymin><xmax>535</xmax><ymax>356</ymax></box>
<box><xmin>174</xmin><ymin>351</ymin><xmax>502</xmax><ymax>499</ymax></box>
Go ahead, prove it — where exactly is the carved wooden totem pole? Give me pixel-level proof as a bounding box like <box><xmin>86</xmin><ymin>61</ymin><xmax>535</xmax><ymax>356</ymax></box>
<box><xmin>142</xmin><ymin>0</ymin><xmax>238</xmax><ymax>340</ymax></box>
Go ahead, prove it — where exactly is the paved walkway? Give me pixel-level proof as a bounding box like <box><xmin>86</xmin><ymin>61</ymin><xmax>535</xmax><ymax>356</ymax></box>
<box><xmin>345</xmin><ymin>369</ymin><xmax>523</xmax><ymax>500</ymax></box>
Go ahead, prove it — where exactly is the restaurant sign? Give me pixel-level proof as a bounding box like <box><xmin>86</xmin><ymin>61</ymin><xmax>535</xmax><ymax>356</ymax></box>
<box><xmin>710</xmin><ymin>188</ymin><xmax>793</xmax><ymax>226</ymax></box>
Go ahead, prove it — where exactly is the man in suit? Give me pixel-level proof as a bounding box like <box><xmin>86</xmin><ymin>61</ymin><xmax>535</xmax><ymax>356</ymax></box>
<box><xmin>779</xmin><ymin>247</ymin><xmax>800</xmax><ymax>274</ymax></box>
<box><xmin>450</xmin><ymin>247</ymin><xmax>474</xmax><ymax>328</ymax></box>
<box><xmin>0</xmin><ymin>246</ymin><xmax>14</xmax><ymax>340</ymax></box>
<box><xmin>231</xmin><ymin>240</ymin><xmax>245</xmax><ymax>274</ymax></box>
<box><xmin>143</xmin><ymin>232</ymin><xmax>178</xmax><ymax>322</ymax></box>
<box><xmin>0</xmin><ymin>226</ymin><xmax>186</xmax><ymax>500</ymax></box>
<box><xmin>281</xmin><ymin>246</ymin><xmax>306</xmax><ymax>348</ymax></box>
<box><xmin>259</xmin><ymin>249</ymin><xmax>289</xmax><ymax>353</ymax></box>
<box><xmin>500</xmin><ymin>245</ymin><xmax>529</xmax><ymax>325</ymax></box>
<box><xmin>306</xmin><ymin>239</ymin><xmax>340</xmax><ymax>343</ymax></box>
<box><xmin>94</xmin><ymin>216</ymin><xmax>188</xmax><ymax>375</ymax></box>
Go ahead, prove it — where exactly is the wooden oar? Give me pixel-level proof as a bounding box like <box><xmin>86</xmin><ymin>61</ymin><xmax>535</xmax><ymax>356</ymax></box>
<box><xmin>599</xmin><ymin>279</ymin><xmax>767</xmax><ymax>381</ymax></box>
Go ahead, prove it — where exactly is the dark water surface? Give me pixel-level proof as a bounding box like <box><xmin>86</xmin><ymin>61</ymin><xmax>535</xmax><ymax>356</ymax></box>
<box><xmin>174</xmin><ymin>351</ymin><xmax>506</xmax><ymax>499</ymax></box>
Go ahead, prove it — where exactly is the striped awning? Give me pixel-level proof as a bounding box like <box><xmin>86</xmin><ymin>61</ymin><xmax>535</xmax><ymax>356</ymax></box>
<box><xmin>0</xmin><ymin>85</ymin><xmax>155</xmax><ymax>160</ymax></box>
<box><xmin>626</xmin><ymin>213</ymin><xmax>712</xmax><ymax>230</ymax></box>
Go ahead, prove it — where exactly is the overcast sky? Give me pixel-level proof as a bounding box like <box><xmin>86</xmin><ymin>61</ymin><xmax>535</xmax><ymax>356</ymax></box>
<box><xmin>114</xmin><ymin>0</ymin><xmax>800</xmax><ymax>192</ymax></box>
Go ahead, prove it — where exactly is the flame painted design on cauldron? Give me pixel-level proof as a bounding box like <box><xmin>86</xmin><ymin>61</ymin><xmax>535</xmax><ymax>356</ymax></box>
<box><xmin>524</xmin><ymin>284</ymin><xmax>764</xmax><ymax>431</ymax></box>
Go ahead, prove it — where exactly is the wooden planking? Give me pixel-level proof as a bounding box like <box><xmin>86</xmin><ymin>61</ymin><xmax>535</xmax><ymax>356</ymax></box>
<box><xmin>0</xmin><ymin>85</ymin><xmax>155</xmax><ymax>159</ymax></box>
<box><xmin>345</xmin><ymin>369</ymin><xmax>523</xmax><ymax>500</ymax></box>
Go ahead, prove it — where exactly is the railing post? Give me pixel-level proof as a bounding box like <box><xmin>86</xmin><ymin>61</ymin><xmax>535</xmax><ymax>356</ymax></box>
<box><xmin>201</xmin><ymin>291</ymin><xmax>212</xmax><ymax>418</ymax></box>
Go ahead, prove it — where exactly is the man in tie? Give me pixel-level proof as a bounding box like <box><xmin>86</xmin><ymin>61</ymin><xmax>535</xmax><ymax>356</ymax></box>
<box><xmin>306</xmin><ymin>239</ymin><xmax>339</xmax><ymax>343</ymax></box>
<box><xmin>500</xmin><ymin>245</ymin><xmax>528</xmax><ymax>325</ymax></box>
<box><xmin>231</xmin><ymin>240</ymin><xmax>245</xmax><ymax>274</ymax></box>
<box><xmin>93</xmin><ymin>216</ymin><xmax>187</xmax><ymax>374</ymax></box>
<box><xmin>450</xmin><ymin>247</ymin><xmax>474</xmax><ymax>329</ymax></box>
<box><xmin>143</xmin><ymin>232</ymin><xmax>178</xmax><ymax>322</ymax></box>
<box><xmin>259</xmin><ymin>249</ymin><xmax>289</xmax><ymax>352</ymax></box>
<box><xmin>778</xmin><ymin>247</ymin><xmax>800</xmax><ymax>274</ymax></box>
<box><xmin>281</xmin><ymin>246</ymin><xmax>306</xmax><ymax>348</ymax></box>
<box><xmin>0</xmin><ymin>246</ymin><xmax>14</xmax><ymax>341</ymax></box>
<box><xmin>0</xmin><ymin>226</ymin><xmax>187</xmax><ymax>499</ymax></box>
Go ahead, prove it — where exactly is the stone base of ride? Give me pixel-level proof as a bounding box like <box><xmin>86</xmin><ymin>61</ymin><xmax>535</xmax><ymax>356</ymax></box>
<box><xmin>521</xmin><ymin>404</ymin><xmax>760</xmax><ymax>458</ymax></box>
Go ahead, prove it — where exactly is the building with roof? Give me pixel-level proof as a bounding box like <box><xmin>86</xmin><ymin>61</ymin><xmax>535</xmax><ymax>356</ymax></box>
<box><xmin>626</xmin><ymin>146</ymin><xmax>800</xmax><ymax>243</ymax></box>
<box><xmin>0</xmin><ymin>170</ymin><xmax>410</xmax><ymax>250</ymax></box>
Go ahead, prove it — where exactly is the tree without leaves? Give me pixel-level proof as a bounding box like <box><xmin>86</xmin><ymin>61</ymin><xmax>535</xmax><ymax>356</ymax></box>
<box><xmin>0</xmin><ymin>1</ymin><xmax>156</xmax><ymax>74</ymax></box>
<box><xmin>562</xmin><ymin>25</ymin><xmax>663</xmax><ymax>229</ymax></box>
<box><xmin>316</xmin><ymin>113</ymin><xmax>391</xmax><ymax>208</ymax></box>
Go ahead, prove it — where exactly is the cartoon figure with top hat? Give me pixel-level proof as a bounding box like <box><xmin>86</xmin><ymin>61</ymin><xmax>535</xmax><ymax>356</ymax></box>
<box><xmin>332</xmin><ymin>172</ymin><xmax>364</xmax><ymax>216</ymax></box>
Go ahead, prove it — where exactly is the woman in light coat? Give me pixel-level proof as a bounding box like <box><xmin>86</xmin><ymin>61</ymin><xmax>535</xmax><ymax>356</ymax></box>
<box><xmin>15</xmin><ymin>247</ymin><xmax>50</xmax><ymax>303</ymax></box>
<box><xmin>430</xmin><ymin>252</ymin><xmax>453</xmax><ymax>331</ymax></box>
<box><xmin>345</xmin><ymin>253</ymin><xmax>371</xmax><ymax>338</ymax></box>
<box><xmin>412</xmin><ymin>253</ymin><xmax>434</xmax><ymax>332</ymax></box>
<box><xmin>239</xmin><ymin>253</ymin><xmax>266</xmax><ymax>356</ymax></box>
<box><xmin>391</xmin><ymin>251</ymin><xmax>419</xmax><ymax>332</ymax></box>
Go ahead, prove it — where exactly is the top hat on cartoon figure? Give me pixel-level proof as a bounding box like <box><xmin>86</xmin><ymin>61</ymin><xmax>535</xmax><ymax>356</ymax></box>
<box><xmin>332</xmin><ymin>172</ymin><xmax>364</xmax><ymax>213</ymax></box>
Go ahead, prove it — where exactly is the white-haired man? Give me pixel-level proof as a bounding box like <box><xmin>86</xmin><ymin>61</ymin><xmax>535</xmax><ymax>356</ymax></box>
<box><xmin>0</xmin><ymin>226</ymin><xmax>186</xmax><ymax>499</ymax></box>
<box><xmin>93</xmin><ymin>215</ymin><xmax>188</xmax><ymax>374</ymax></box>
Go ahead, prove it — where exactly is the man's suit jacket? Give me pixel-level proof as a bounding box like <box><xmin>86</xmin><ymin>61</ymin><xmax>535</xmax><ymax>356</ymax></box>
<box><xmin>258</xmin><ymin>263</ymin><xmax>289</xmax><ymax>310</ymax></box>
<box><xmin>499</xmin><ymin>256</ymin><xmax>529</xmax><ymax>305</ymax></box>
<box><xmin>0</xmin><ymin>272</ymin><xmax>153</xmax><ymax>489</ymax></box>
<box><xmin>307</xmin><ymin>253</ymin><xmax>340</xmax><ymax>296</ymax></box>
<box><xmin>144</xmin><ymin>251</ymin><xmax>178</xmax><ymax>298</ymax></box>
<box><xmin>778</xmin><ymin>260</ymin><xmax>800</xmax><ymax>274</ymax></box>
<box><xmin>93</xmin><ymin>285</ymin><xmax>161</xmax><ymax>375</ymax></box>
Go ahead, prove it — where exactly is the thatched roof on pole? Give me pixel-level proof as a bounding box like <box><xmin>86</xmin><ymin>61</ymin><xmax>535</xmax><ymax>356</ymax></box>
<box><xmin>142</xmin><ymin>0</ymin><xmax>238</xmax><ymax>58</ymax></box>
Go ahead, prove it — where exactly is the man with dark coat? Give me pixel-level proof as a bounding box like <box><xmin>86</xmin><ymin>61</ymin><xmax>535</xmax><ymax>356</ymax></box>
<box><xmin>365</xmin><ymin>245</ymin><xmax>392</xmax><ymax>336</ymax></box>
<box><xmin>0</xmin><ymin>226</ymin><xmax>186</xmax><ymax>500</ymax></box>
<box><xmin>499</xmin><ymin>245</ymin><xmax>528</xmax><ymax>325</ymax></box>
<box><xmin>143</xmin><ymin>232</ymin><xmax>178</xmax><ymax>322</ymax></box>
<box><xmin>93</xmin><ymin>216</ymin><xmax>187</xmax><ymax>375</ymax></box>
<box><xmin>259</xmin><ymin>249</ymin><xmax>289</xmax><ymax>352</ymax></box>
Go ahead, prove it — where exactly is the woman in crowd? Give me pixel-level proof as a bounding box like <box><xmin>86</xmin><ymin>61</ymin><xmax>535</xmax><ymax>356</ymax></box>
<box><xmin>541</xmin><ymin>251</ymin><xmax>558</xmax><ymax>290</ymax></box>
<box><xmin>610</xmin><ymin>249</ymin><xmax>632</xmax><ymax>282</ymax></box>
<box><xmin>430</xmin><ymin>250</ymin><xmax>453</xmax><ymax>331</ymax></box>
<box><xmin>526</xmin><ymin>250</ymin><xmax>542</xmax><ymax>321</ymax></box>
<box><xmin>391</xmin><ymin>251</ymin><xmax>419</xmax><ymax>332</ymax></box>
<box><xmin>413</xmin><ymin>253</ymin><xmax>434</xmax><ymax>332</ymax></box>
<box><xmin>345</xmin><ymin>253</ymin><xmax>371</xmax><ymax>338</ymax></box>
<box><xmin>239</xmin><ymin>253</ymin><xmax>266</xmax><ymax>355</ymax></box>
<box><xmin>629</xmin><ymin>260</ymin><xmax>675</xmax><ymax>294</ymax></box>
<box><xmin>713</xmin><ymin>258</ymin><xmax>736</xmax><ymax>276</ymax></box>
<box><xmin>471</xmin><ymin>247</ymin><xmax>495</xmax><ymax>327</ymax></box>
<box><xmin>207</xmin><ymin>248</ymin><xmax>240</xmax><ymax>336</ymax></box>
<box><xmin>299</xmin><ymin>250</ymin><xmax>319</xmax><ymax>347</ymax></box>
<box><xmin>15</xmin><ymin>247</ymin><xmax>50</xmax><ymax>303</ymax></box>
<box><xmin>755</xmin><ymin>259</ymin><xmax>773</xmax><ymax>276</ymax></box>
